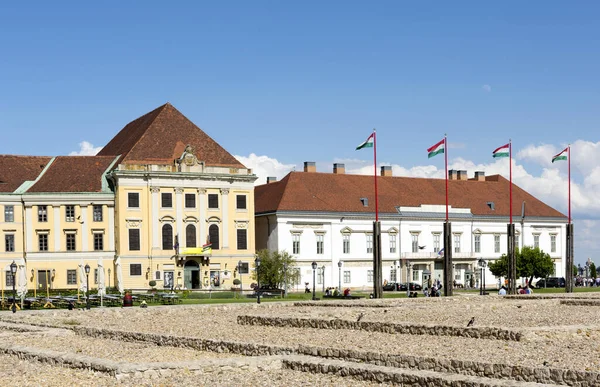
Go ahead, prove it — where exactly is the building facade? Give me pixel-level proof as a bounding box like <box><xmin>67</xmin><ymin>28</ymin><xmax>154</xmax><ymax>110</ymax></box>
<box><xmin>0</xmin><ymin>103</ymin><xmax>256</xmax><ymax>294</ymax></box>
<box><xmin>255</xmin><ymin>163</ymin><xmax>568</xmax><ymax>291</ymax></box>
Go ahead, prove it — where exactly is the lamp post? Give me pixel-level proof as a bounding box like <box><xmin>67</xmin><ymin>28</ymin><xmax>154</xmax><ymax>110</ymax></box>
<box><xmin>283</xmin><ymin>262</ymin><xmax>288</xmax><ymax>298</ymax></box>
<box><xmin>108</xmin><ymin>268</ymin><xmax>111</xmax><ymax>289</ymax></box>
<box><xmin>10</xmin><ymin>261</ymin><xmax>17</xmax><ymax>313</ymax></box>
<box><xmin>84</xmin><ymin>264</ymin><xmax>91</xmax><ymax>309</ymax></box>
<box><xmin>255</xmin><ymin>257</ymin><xmax>261</xmax><ymax>304</ymax></box>
<box><xmin>452</xmin><ymin>264</ymin><xmax>455</xmax><ymax>289</ymax></box>
<box><xmin>238</xmin><ymin>260</ymin><xmax>243</xmax><ymax>294</ymax></box>
<box><xmin>337</xmin><ymin>261</ymin><xmax>343</xmax><ymax>292</ymax></box>
<box><xmin>311</xmin><ymin>261</ymin><xmax>317</xmax><ymax>300</ymax></box>
<box><xmin>405</xmin><ymin>261</ymin><xmax>412</xmax><ymax>297</ymax></box>
<box><xmin>478</xmin><ymin>258</ymin><xmax>486</xmax><ymax>296</ymax></box>
<box><xmin>321</xmin><ymin>265</ymin><xmax>325</xmax><ymax>293</ymax></box>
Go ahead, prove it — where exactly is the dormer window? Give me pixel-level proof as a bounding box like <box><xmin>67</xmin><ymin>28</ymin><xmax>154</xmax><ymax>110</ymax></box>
<box><xmin>360</xmin><ymin>198</ymin><xmax>368</xmax><ymax>207</ymax></box>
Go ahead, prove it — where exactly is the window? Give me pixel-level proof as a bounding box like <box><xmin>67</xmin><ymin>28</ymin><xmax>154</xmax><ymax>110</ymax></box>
<box><xmin>389</xmin><ymin>234</ymin><xmax>397</xmax><ymax>253</ymax></box>
<box><xmin>433</xmin><ymin>233</ymin><xmax>441</xmax><ymax>253</ymax></box>
<box><xmin>342</xmin><ymin>234</ymin><xmax>350</xmax><ymax>254</ymax></box>
<box><xmin>39</xmin><ymin>234</ymin><xmax>48</xmax><ymax>251</ymax></box>
<box><xmin>474</xmin><ymin>234</ymin><xmax>481</xmax><ymax>253</ymax></box>
<box><xmin>366</xmin><ymin>234</ymin><xmax>373</xmax><ymax>254</ymax></box>
<box><xmin>551</xmin><ymin>235</ymin><xmax>556</xmax><ymax>253</ymax></box>
<box><xmin>128</xmin><ymin>192</ymin><xmax>140</xmax><ymax>208</ymax></box>
<box><xmin>93</xmin><ymin>205</ymin><xmax>103</xmax><ymax>222</ymax></box>
<box><xmin>94</xmin><ymin>233</ymin><xmax>103</xmax><ymax>251</ymax></box>
<box><xmin>185</xmin><ymin>193</ymin><xmax>196</xmax><ymax>208</ymax></box>
<box><xmin>4</xmin><ymin>205</ymin><xmax>14</xmax><ymax>222</ymax></box>
<box><xmin>236</xmin><ymin>195</ymin><xmax>247</xmax><ymax>210</ymax></box>
<box><xmin>413</xmin><ymin>270</ymin><xmax>419</xmax><ymax>281</ymax></box>
<box><xmin>6</xmin><ymin>272</ymin><xmax>15</xmax><ymax>287</ymax></box>
<box><xmin>67</xmin><ymin>270</ymin><xmax>77</xmax><ymax>285</ymax></box>
<box><xmin>65</xmin><ymin>205</ymin><xmax>75</xmax><ymax>222</ymax></box>
<box><xmin>161</xmin><ymin>192</ymin><xmax>172</xmax><ymax>208</ymax></box>
<box><xmin>367</xmin><ymin>270</ymin><xmax>373</xmax><ymax>283</ymax></box>
<box><xmin>209</xmin><ymin>224</ymin><xmax>220</xmax><ymax>250</ymax></box>
<box><xmin>208</xmin><ymin>194</ymin><xmax>218</xmax><ymax>209</ymax></box>
<box><xmin>316</xmin><ymin>234</ymin><xmax>324</xmax><ymax>254</ymax></box>
<box><xmin>66</xmin><ymin>233</ymin><xmax>76</xmax><ymax>251</ymax></box>
<box><xmin>534</xmin><ymin>234</ymin><xmax>540</xmax><ymax>249</ymax></box>
<box><xmin>317</xmin><ymin>268</ymin><xmax>323</xmax><ymax>284</ymax></box>
<box><xmin>162</xmin><ymin>224</ymin><xmax>173</xmax><ymax>250</ymax></box>
<box><xmin>129</xmin><ymin>229</ymin><xmax>140</xmax><ymax>251</ymax></box>
<box><xmin>186</xmin><ymin>224</ymin><xmax>196</xmax><ymax>248</ymax></box>
<box><xmin>411</xmin><ymin>234</ymin><xmax>419</xmax><ymax>253</ymax></box>
<box><xmin>5</xmin><ymin>235</ymin><xmax>15</xmax><ymax>252</ymax></box>
<box><xmin>237</xmin><ymin>229</ymin><xmax>247</xmax><ymax>250</ymax></box>
<box><xmin>238</xmin><ymin>262</ymin><xmax>249</xmax><ymax>274</ymax></box>
<box><xmin>494</xmin><ymin>235</ymin><xmax>500</xmax><ymax>253</ymax></box>
<box><xmin>453</xmin><ymin>234</ymin><xmax>461</xmax><ymax>253</ymax></box>
<box><xmin>130</xmin><ymin>264</ymin><xmax>142</xmax><ymax>276</ymax></box>
<box><xmin>515</xmin><ymin>236</ymin><xmax>520</xmax><ymax>251</ymax></box>
<box><xmin>390</xmin><ymin>269</ymin><xmax>397</xmax><ymax>282</ymax></box>
<box><xmin>155</xmin><ymin>271</ymin><xmax>161</xmax><ymax>280</ymax></box>
<box><xmin>292</xmin><ymin>233</ymin><xmax>300</xmax><ymax>254</ymax></box>
<box><xmin>38</xmin><ymin>205</ymin><xmax>48</xmax><ymax>222</ymax></box>
<box><xmin>343</xmin><ymin>270</ymin><xmax>351</xmax><ymax>283</ymax></box>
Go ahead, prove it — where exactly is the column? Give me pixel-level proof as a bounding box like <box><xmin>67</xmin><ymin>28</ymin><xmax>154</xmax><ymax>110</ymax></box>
<box><xmin>108</xmin><ymin>205</ymin><xmax>115</xmax><ymax>251</ymax></box>
<box><xmin>150</xmin><ymin>187</ymin><xmax>160</xmax><ymax>248</ymax></box>
<box><xmin>80</xmin><ymin>205</ymin><xmax>88</xmax><ymax>251</ymax></box>
<box><xmin>26</xmin><ymin>206</ymin><xmax>33</xmax><ymax>251</ymax></box>
<box><xmin>220</xmin><ymin>188</ymin><xmax>229</xmax><ymax>248</ymax></box>
<box><xmin>199</xmin><ymin>189</ymin><xmax>206</xmax><ymax>245</ymax></box>
<box><xmin>175</xmin><ymin>188</ymin><xmax>184</xmax><ymax>240</ymax></box>
<box><xmin>53</xmin><ymin>206</ymin><xmax>60</xmax><ymax>252</ymax></box>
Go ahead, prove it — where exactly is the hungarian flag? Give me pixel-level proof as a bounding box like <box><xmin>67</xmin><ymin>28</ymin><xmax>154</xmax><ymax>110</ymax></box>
<box><xmin>492</xmin><ymin>143</ymin><xmax>510</xmax><ymax>158</ymax></box>
<box><xmin>202</xmin><ymin>242</ymin><xmax>212</xmax><ymax>252</ymax></box>
<box><xmin>356</xmin><ymin>133</ymin><xmax>374</xmax><ymax>150</ymax></box>
<box><xmin>427</xmin><ymin>139</ymin><xmax>445</xmax><ymax>158</ymax></box>
<box><xmin>552</xmin><ymin>148</ymin><xmax>568</xmax><ymax>163</ymax></box>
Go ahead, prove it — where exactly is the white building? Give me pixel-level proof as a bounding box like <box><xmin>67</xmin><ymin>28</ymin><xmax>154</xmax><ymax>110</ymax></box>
<box><xmin>255</xmin><ymin>163</ymin><xmax>568</xmax><ymax>291</ymax></box>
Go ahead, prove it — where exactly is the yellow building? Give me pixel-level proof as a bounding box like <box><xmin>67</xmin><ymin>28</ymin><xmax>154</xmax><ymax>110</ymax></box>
<box><xmin>0</xmin><ymin>103</ymin><xmax>256</xmax><ymax>294</ymax></box>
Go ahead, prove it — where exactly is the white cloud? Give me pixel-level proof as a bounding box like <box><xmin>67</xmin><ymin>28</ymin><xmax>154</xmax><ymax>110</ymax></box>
<box><xmin>234</xmin><ymin>153</ymin><xmax>296</xmax><ymax>185</ymax></box>
<box><xmin>482</xmin><ymin>84</ymin><xmax>492</xmax><ymax>92</ymax></box>
<box><xmin>69</xmin><ymin>141</ymin><xmax>103</xmax><ymax>156</ymax></box>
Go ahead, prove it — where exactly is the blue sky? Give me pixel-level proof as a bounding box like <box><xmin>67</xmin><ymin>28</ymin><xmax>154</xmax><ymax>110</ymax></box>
<box><xmin>1</xmin><ymin>1</ymin><xmax>599</xmax><ymax>266</ymax></box>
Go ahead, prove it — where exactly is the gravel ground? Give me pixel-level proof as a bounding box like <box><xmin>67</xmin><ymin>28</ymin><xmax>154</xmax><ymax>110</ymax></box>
<box><xmin>2</xmin><ymin>296</ymin><xmax>600</xmax><ymax>377</ymax></box>
<box><xmin>0</xmin><ymin>354</ymin><xmax>384</xmax><ymax>387</ymax></box>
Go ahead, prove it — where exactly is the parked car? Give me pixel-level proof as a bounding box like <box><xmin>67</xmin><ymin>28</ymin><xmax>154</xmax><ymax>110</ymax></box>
<box><xmin>407</xmin><ymin>282</ymin><xmax>423</xmax><ymax>291</ymax></box>
<box><xmin>383</xmin><ymin>282</ymin><xmax>403</xmax><ymax>291</ymax></box>
<box><xmin>535</xmin><ymin>277</ymin><xmax>566</xmax><ymax>288</ymax></box>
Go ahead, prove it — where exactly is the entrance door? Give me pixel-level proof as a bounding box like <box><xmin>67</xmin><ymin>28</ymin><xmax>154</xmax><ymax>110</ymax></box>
<box><xmin>184</xmin><ymin>260</ymin><xmax>200</xmax><ymax>289</ymax></box>
<box><xmin>38</xmin><ymin>270</ymin><xmax>50</xmax><ymax>290</ymax></box>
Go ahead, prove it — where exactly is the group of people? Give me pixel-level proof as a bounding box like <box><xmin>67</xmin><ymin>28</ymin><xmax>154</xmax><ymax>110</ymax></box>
<box><xmin>498</xmin><ymin>285</ymin><xmax>533</xmax><ymax>295</ymax></box>
<box><xmin>423</xmin><ymin>279</ymin><xmax>443</xmax><ymax>297</ymax></box>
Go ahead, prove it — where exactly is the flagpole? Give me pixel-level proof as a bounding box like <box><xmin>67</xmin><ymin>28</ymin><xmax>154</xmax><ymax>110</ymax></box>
<box><xmin>568</xmin><ymin>144</ymin><xmax>571</xmax><ymax>224</ymax></box>
<box><xmin>444</xmin><ymin>134</ymin><xmax>448</xmax><ymax>221</ymax></box>
<box><xmin>373</xmin><ymin>129</ymin><xmax>378</xmax><ymax>222</ymax></box>
<box><xmin>509</xmin><ymin>139</ymin><xmax>512</xmax><ymax>225</ymax></box>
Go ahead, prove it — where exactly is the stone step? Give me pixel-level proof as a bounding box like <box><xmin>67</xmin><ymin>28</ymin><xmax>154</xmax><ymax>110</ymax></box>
<box><xmin>283</xmin><ymin>355</ymin><xmax>566</xmax><ymax>387</ymax></box>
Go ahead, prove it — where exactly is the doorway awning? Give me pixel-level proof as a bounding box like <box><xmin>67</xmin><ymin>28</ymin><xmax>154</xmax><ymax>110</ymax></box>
<box><xmin>182</xmin><ymin>247</ymin><xmax>211</xmax><ymax>256</ymax></box>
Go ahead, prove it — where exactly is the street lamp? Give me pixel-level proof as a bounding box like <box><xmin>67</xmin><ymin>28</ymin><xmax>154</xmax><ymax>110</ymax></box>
<box><xmin>321</xmin><ymin>265</ymin><xmax>326</xmax><ymax>293</ymax></box>
<box><xmin>84</xmin><ymin>264</ymin><xmax>91</xmax><ymax>309</ymax></box>
<box><xmin>478</xmin><ymin>258</ymin><xmax>486</xmax><ymax>296</ymax></box>
<box><xmin>283</xmin><ymin>262</ymin><xmax>288</xmax><ymax>298</ymax></box>
<box><xmin>337</xmin><ymin>261</ymin><xmax>343</xmax><ymax>292</ymax></box>
<box><xmin>311</xmin><ymin>261</ymin><xmax>317</xmax><ymax>300</ymax></box>
<box><xmin>255</xmin><ymin>257</ymin><xmax>261</xmax><ymax>304</ymax></box>
<box><xmin>10</xmin><ymin>261</ymin><xmax>17</xmax><ymax>313</ymax></box>
<box><xmin>108</xmin><ymin>268</ymin><xmax>111</xmax><ymax>289</ymax></box>
<box><xmin>405</xmin><ymin>261</ymin><xmax>412</xmax><ymax>297</ymax></box>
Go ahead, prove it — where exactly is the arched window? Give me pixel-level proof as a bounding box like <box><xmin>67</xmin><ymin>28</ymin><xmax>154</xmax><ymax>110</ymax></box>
<box><xmin>162</xmin><ymin>224</ymin><xmax>173</xmax><ymax>250</ymax></box>
<box><xmin>209</xmin><ymin>224</ymin><xmax>220</xmax><ymax>250</ymax></box>
<box><xmin>186</xmin><ymin>224</ymin><xmax>196</xmax><ymax>248</ymax></box>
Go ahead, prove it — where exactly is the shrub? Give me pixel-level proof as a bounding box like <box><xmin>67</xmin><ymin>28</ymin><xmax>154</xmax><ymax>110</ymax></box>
<box><xmin>233</xmin><ymin>279</ymin><xmax>241</xmax><ymax>285</ymax></box>
<box><xmin>149</xmin><ymin>280</ymin><xmax>157</xmax><ymax>288</ymax></box>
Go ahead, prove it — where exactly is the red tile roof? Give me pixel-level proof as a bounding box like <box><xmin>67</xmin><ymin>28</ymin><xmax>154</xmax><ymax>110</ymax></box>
<box><xmin>27</xmin><ymin>156</ymin><xmax>117</xmax><ymax>193</ymax></box>
<box><xmin>98</xmin><ymin>103</ymin><xmax>245</xmax><ymax>168</ymax></box>
<box><xmin>255</xmin><ymin>172</ymin><xmax>566</xmax><ymax>219</ymax></box>
<box><xmin>0</xmin><ymin>155</ymin><xmax>52</xmax><ymax>193</ymax></box>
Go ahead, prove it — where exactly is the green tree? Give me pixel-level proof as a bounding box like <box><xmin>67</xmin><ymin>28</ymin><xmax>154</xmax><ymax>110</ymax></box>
<box><xmin>252</xmin><ymin>249</ymin><xmax>300</xmax><ymax>290</ymax></box>
<box><xmin>590</xmin><ymin>262</ymin><xmax>597</xmax><ymax>279</ymax></box>
<box><xmin>487</xmin><ymin>246</ymin><xmax>554</xmax><ymax>285</ymax></box>
<box><xmin>572</xmin><ymin>264</ymin><xmax>578</xmax><ymax>277</ymax></box>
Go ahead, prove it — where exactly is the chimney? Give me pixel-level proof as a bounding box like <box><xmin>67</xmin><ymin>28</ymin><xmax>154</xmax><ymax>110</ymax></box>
<box><xmin>333</xmin><ymin>163</ymin><xmax>345</xmax><ymax>174</ymax></box>
<box><xmin>380</xmin><ymin>166</ymin><xmax>392</xmax><ymax>177</ymax></box>
<box><xmin>303</xmin><ymin>161</ymin><xmax>316</xmax><ymax>173</ymax></box>
<box><xmin>266</xmin><ymin>177</ymin><xmax>278</xmax><ymax>184</ymax></box>
<box><xmin>474</xmin><ymin>171</ymin><xmax>485</xmax><ymax>181</ymax></box>
<box><xmin>448</xmin><ymin>169</ymin><xmax>458</xmax><ymax>180</ymax></box>
<box><xmin>458</xmin><ymin>170</ymin><xmax>468</xmax><ymax>180</ymax></box>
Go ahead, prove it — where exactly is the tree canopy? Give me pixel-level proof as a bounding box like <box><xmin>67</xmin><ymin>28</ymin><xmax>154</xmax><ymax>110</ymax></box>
<box><xmin>488</xmin><ymin>246</ymin><xmax>554</xmax><ymax>285</ymax></box>
<box><xmin>252</xmin><ymin>249</ymin><xmax>301</xmax><ymax>289</ymax></box>
<box><xmin>590</xmin><ymin>262</ymin><xmax>597</xmax><ymax>279</ymax></box>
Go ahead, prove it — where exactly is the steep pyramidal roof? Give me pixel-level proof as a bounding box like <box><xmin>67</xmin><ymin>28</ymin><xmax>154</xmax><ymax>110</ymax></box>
<box><xmin>98</xmin><ymin>103</ymin><xmax>245</xmax><ymax>168</ymax></box>
<box><xmin>255</xmin><ymin>171</ymin><xmax>566</xmax><ymax>219</ymax></box>
<box><xmin>0</xmin><ymin>155</ymin><xmax>53</xmax><ymax>193</ymax></box>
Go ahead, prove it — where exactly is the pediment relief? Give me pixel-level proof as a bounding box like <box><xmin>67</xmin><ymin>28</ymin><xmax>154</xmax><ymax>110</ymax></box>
<box><xmin>387</xmin><ymin>227</ymin><xmax>399</xmax><ymax>234</ymax></box>
<box><xmin>159</xmin><ymin>215</ymin><xmax>175</xmax><ymax>223</ymax></box>
<box><xmin>340</xmin><ymin>226</ymin><xmax>353</xmax><ymax>234</ymax></box>
<box><xmin>176</xmin><ymin>144</ymin><xmax>205</xmax><ymax>173</ymax></box>
<box><xmin>207</xmin><ymin>216</ymin><xmax>221</xmax><ymax>224</ymax></box>
<box><xmin>184</xmin><ymin>216</ymin><xmax>199</xmax><ymax>223</ymax></box>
